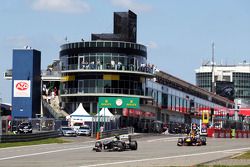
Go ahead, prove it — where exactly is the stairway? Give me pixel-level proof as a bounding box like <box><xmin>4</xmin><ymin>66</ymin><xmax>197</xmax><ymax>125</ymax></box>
<box><xmin>42</xmin><ymin>96</ymin><xmax>69</xmax><ymax>119</ymax></box>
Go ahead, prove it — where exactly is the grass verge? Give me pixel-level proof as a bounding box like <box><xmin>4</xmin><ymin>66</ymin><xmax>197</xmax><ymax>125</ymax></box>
<box><xmin>0</xmin><ymin>138</ymin><xmax>69</xmax><ymax>148</ymax></box>
<box><xmin>196</xmin><ymin>165</ymin><xmax>250</xmax><ymax>167</ymax></box>
<box><xmin>234</xmin><ymin>151</ymin><xmax>250</xmax><ymax>159</ymax></box>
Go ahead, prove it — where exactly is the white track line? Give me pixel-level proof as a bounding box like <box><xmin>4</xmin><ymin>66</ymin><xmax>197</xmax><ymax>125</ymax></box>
<box><xmin>0</xmin><ymin>145</ymin><xmax>92</xmax><ymax>161</ymax></box>
<box><xmin>79</xmin><ymin>147</ymin><xmax>250</xmax><ymax>167</ymax></box>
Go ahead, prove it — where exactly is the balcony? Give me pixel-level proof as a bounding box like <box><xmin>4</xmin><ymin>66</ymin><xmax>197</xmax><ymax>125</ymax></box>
<box><xmin>61</xmin><ymin>64</ymin><xmax>156</xmax><ymax>77</ymax></box>
<box><xmin>4</xmin><ymin>69</ymin><xmax>12</xmax><ymax>80</ymax></box>
<box><xmin>41</xmin><ymin>70</ymin><xmax>61</xmax><ymax>81</ymax></box>
<box><xmin>60</xmin><ymin>87</ymin><xmax>152</xmax><ymax>99</ymax></box>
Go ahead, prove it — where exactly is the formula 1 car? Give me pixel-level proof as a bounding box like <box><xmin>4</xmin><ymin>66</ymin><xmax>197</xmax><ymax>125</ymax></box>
<box><xmin>177</xmin><ymin>135</ymin><xmax>207</xmax><ymax>146</ymax></box>
<box><xmin>92</xmin><ymin>135</ymin><xmax>138</xmax><ymax>152</ymax></box>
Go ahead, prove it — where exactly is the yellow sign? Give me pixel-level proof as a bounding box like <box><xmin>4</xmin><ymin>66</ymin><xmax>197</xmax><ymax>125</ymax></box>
<box><xmin>103</xmin><ymin>74</ymin><xmax>120</xmax><ymax>80</ymax></box>
<box><xmin>61</xmin><ymin>75</ymin><xmax>75</xmax><ymax>82</ymax></box>
<box><xmin>202</xmin><ymin>110</ymin><xmax>209</xmax><ymax>124</ymax></box>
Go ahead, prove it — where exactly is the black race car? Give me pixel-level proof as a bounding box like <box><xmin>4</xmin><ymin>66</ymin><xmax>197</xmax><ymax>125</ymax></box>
<box><xmin>177</xmin><ymin>135</ymin><xmax>206</xmax><ymax>146</ymax></box>
<box><xmin>93</xmin><ymin>135</ymin><xmax>138</xmax><ymax>152</ymax></box>
<box><xmin>18</xmin><ymin>122</ymin><xmax>33</xmax><ymax>134</ymax></box>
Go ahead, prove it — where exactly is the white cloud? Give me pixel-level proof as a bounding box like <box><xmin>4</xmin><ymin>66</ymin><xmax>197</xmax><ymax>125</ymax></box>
<box><xmin>31</xmin><ymin>0</ymin><xmax>90</xmax><ymax>13</ymax></box>
<box><xmin>147</xmin><ymin>41</ymin><xmax>158</xmax><ymax>49</ymax></box>
<box><xmin>110</xmin><ymin>0</ymin><xmax>152</xmax><ymax>12</ymax></box>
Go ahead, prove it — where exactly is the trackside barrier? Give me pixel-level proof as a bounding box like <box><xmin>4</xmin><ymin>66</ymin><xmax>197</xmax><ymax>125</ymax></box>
<box><xmin>212</xmin><ymin>129</ymin><xmax>250</xmax><ymax>138</ymax></box>
<box><xmin>235</xmin><ymin>130</ymin><xmax>239</xmax><ymax>138</ymax></box>
<box><xmin>243</xmin><ymin>131</ymin><xmax>248</xmax><ymax>138</ymax></box>
<box><xmin>0</xmin><ymin>131</ymin><xmax>60</xmax><ymax>143</ymax></box>
<box><xmin>213</xmin><ymin>129</ymin><xmax>219</xmax><ymax>138</ymax></box>
<box><xmin>237</xmin><ymin>130</ymin><xmax>243</xmax><ymax>138</ymax></box>
<box><xmin>235</xmin><ymin>130</ymin><xmax>250</xmax><ymax>138</ymax></box>
<box><xmin>220</xmin><ymin>130</ymin><xmax>225</xmax><ymax>138</ymax></box>
<box><xmin>224</xmin><ymin>130</ymin><xmax>231</xmax><ymax>138</ymax></box>
<box><xmin>207</xmin><ymin>128</ymin><xmax>215</xmax><ymax>137</ymax></box>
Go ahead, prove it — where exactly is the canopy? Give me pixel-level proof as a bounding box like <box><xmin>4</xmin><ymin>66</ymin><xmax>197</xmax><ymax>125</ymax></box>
<box><xmin>95</xmin><ymin>108</ymin><xmax>114</xmax><ymax>117</ymax></box>
<box><xmin>69</xmin><ymin>103</ymin><xmax>93</xmax><ymax>122</ymax></box>
<box><xmin>71</xmin><ymin>103</ymin><xmax>90</xmax><ymax>117</ymax></box>
<box><xmin>239</xmin><ymin>109</ymin><xmax>250</xmax><ymax>116</ymax></box>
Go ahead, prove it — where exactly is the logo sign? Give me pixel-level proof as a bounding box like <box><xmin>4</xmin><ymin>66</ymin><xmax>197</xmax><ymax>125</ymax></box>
<box><xmin>202</xmin><ymin>110</ymin><xmax>209</xmax><ymax>124</ymax></box>
<box><xmin>14</xmin><ymin>80</ymin><xmax>31</xmax><ymax>97</ymax></box>
<box><xmin>98</xmin><ymin>97</ymin><xmax>139</xmax><ymax>109</ymax></box>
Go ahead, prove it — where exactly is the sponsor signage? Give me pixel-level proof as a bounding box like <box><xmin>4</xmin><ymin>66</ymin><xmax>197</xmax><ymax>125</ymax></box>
<box><xmin>202</xmin><ymin>110</ymin><xmax>209</xmax><ymax>124</ymax></box>
<box><xmin>14</xmin><ymin>80</ymin><xmax>31</xmax><ymax>97</ymax></box>
<box><xmin>98</xmin><ymin>97</ymin><xmax>139</xmax><ymax>109</ymax></box>
<box><xmin>216</xmin><ymin>81</ymin><xmax>235</xmax><ymax>101</ymax></box>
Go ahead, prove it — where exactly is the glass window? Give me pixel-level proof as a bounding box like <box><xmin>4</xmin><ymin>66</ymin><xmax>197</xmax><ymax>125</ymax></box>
<box><xmin>97</xmin><ymin>42</ymin><xmax>103</xmax><ymax>47</ymax></box>
<box><xmin>176</xmin><ymin>96</ymin><xmax>179</xmax><ymax>111</ymax></box>
<box><xmin>89</xmin><ymin>54</ymin><xmax>96</xmax><ymax>69</ymax></box>
<box><xmin>79</xmin><ymin>57</ymin><xmax>84</xmax><ymax>69</ymax></box>
<box><xmin>103</xmin><ymin>54</ymin><xmax>111</xmax><ymax>69</ymax></box>
<box><xmin>85</xmin><ymin>42</ymin><xmax>90</xmax><ymax>47</ymax></box>
<box><xmin>120</xmin><ymin>43</ymin><xmax>125</xmax><ymax>48</ymax></box>
<box><xmin>112</xmin><ymin>42</ymin><xmax>118</xmax><ymax>47</ymax></box>
<box><xmin>97</xmin><ymin>80</ymin><xmax>103</xmax><ymax>93</ymax></box>
<box><xmin>90</xmin><ymin>42</ymin><xmax>96</xmax><ymax>47</ymax></box>
<box><xmin>105</xmin><ymin>42</ymin><xmax>111</xmax><ymax>47</ymax></box>
<box><xmin>104</xmin><ymin>80</ymin><xmax>111</xmax><ymax>93</ymax></box>
<box><xmin>126</xmin><ymin>43</ymin><xmax>130</xmax><ymax>48</ymax></box>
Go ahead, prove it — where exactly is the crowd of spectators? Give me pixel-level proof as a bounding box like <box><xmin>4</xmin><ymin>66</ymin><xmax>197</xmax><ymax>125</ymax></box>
<box><xmin>79</xmin><ymin>59</ymin><xmax>159</xmax><ymax>74</ymax></box>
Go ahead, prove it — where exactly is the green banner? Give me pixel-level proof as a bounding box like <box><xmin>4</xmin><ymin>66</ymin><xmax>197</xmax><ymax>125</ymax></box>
<box><xmin>98</xmin><ymin>97</ymin><xmax>139</xmax><ymax>109</ymax></box>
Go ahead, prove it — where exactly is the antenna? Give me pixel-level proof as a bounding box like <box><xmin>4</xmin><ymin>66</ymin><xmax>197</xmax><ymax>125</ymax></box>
<box><xmin>211</xmin><ymin>42</ymin><xmax>215</xmax><ymax>93</ymax></box>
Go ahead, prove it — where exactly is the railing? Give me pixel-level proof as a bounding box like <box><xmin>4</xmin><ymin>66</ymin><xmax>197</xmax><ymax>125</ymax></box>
<box><xmin>4</xmin><ymin>70</ymin><xmax>61</xmax><ymax>79</ymax></box>
<box><xmin>0</xmin><ymin>131</ymin><xmax>60</xmax><ymax>143</ymax></box>
<box><xmin>41</xmin><ymin>70</ymin><xmax>61</xmax><ymax>77</ymax></box>
<box><xmin>4</xmin><ymin>70</ymin><xmax>12</xmax><ymax>79</ymax></box>
<box><xmin>61</xmin><ymin>88</ymin><xmax>144</xmax><ymax>96</ymax></box>
<box><xmin>62</xmin><ymin>64</ymin><xmax>156</xmax><ymax>75</ymax></box>
<box><xmin>42</xmin><ymin>99</ymin><xmax>65</xmax><ymax>119</ymax></box>
<box><xmin>60</xmin><ymin>41</ymin><xmax>147</xmax><ymax>52</ymax></box>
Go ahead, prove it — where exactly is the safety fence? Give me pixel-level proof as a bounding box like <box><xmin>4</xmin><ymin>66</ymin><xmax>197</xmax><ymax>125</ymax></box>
<box><xmin>207</xmin><ymin>128</ymin><xmax>250</xmax><ymax>138</ymax></box>
<box><xmin>0</xmin><ymin>131</ymin><xmax>60</xmax><ymax>143</ymax></box>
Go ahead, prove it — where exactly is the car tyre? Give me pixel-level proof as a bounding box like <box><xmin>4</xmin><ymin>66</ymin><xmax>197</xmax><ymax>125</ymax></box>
<box><xmin>130</xmin><ymin>141</ymin><xmax>138</xmax><ymax>150</ymax></box>
<box><xmin>177</xmin><ymin>138</ymin><xmax>183</xmax><ymax>146</ymax></box>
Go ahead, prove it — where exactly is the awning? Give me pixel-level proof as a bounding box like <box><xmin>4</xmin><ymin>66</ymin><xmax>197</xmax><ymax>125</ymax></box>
<box><xmin>239</xmin><ymin>109</ymin><xmax>250</xmax><ymax>116</ymax></box>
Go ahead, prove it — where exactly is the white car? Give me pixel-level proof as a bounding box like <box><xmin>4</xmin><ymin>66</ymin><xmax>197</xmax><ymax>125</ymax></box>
<box><xmin>76</xmin><ymin>125</ymin><xmax>91</xmax><ymax>136</ymax></box>
<box><xmin>60</xmin><ymin>127</ymin><xmax>77</xmax><ymax>137</ymax></box>
<box><xmin>72</xmin><ymin>122</ymin><xmax>84</xmax><ymax>131</ymax></box>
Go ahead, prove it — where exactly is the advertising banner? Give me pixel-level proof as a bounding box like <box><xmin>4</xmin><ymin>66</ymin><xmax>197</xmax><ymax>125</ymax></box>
<box><xmin>14</xmin><ymin>80</ymin><xmax>31</xmax><ymax>97</ymax></box>
<box><xmin>98</xmin><ymin>97</ymin><xmax>139</xmax><ymax>109</ymax></box>
<box><xmin>216</xmin><ymin>81</ymin><xmax>235</xmax><ymax>101</ymax></box>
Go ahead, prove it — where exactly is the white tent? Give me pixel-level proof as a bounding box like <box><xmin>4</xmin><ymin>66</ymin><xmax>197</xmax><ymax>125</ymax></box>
<box><xmin>95</xmin><ymin>108</ymin><xmax>114</xmax><ymax>117</ymax></box>
<box><xmin>69</xmin><ymin>103</ymin><xmax>93</xmax><ymax>122</ymax></box>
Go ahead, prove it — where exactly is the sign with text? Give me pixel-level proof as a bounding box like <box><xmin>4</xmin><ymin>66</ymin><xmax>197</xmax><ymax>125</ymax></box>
<box><xmin>98</xmin><ymin>97</ymin><xmax>139</xmax><ymax>109</ymax></box>
<box><xmin>14</xmin><ymin>80</ymin><xmax>31</xmax><ymax>97</ymax></box>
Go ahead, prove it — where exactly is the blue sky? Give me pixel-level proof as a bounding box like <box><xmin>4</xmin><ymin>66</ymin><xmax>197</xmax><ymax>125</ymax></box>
<box><xmin>1</xmin><ymin>0</ymin><xmax>250</xmax><ymax>103</ymax></box>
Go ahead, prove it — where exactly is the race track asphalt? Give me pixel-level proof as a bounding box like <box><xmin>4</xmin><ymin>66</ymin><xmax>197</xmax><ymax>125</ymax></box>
<box><xmin>0</xmin><ymin>134</ymin><xmax>249</xmax><ymax>167</ymax></box>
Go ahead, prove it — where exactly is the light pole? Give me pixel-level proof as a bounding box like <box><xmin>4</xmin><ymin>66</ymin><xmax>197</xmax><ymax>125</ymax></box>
<box><xmin>97</xmin><ymin>105</ymin><xmax>100</xmax><ymax>140</ymax></box>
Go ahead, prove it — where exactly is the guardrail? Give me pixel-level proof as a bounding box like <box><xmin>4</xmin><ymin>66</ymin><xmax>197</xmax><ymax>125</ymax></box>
<box><xmin>207</xmin><ymin>128</ymin><xmax>250</xmax><ymax>138</ymax></box>
<box><xmin>0</xmin><ymin>131</ymin><xmax>60</xmax><ymax>143</ymax></box>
